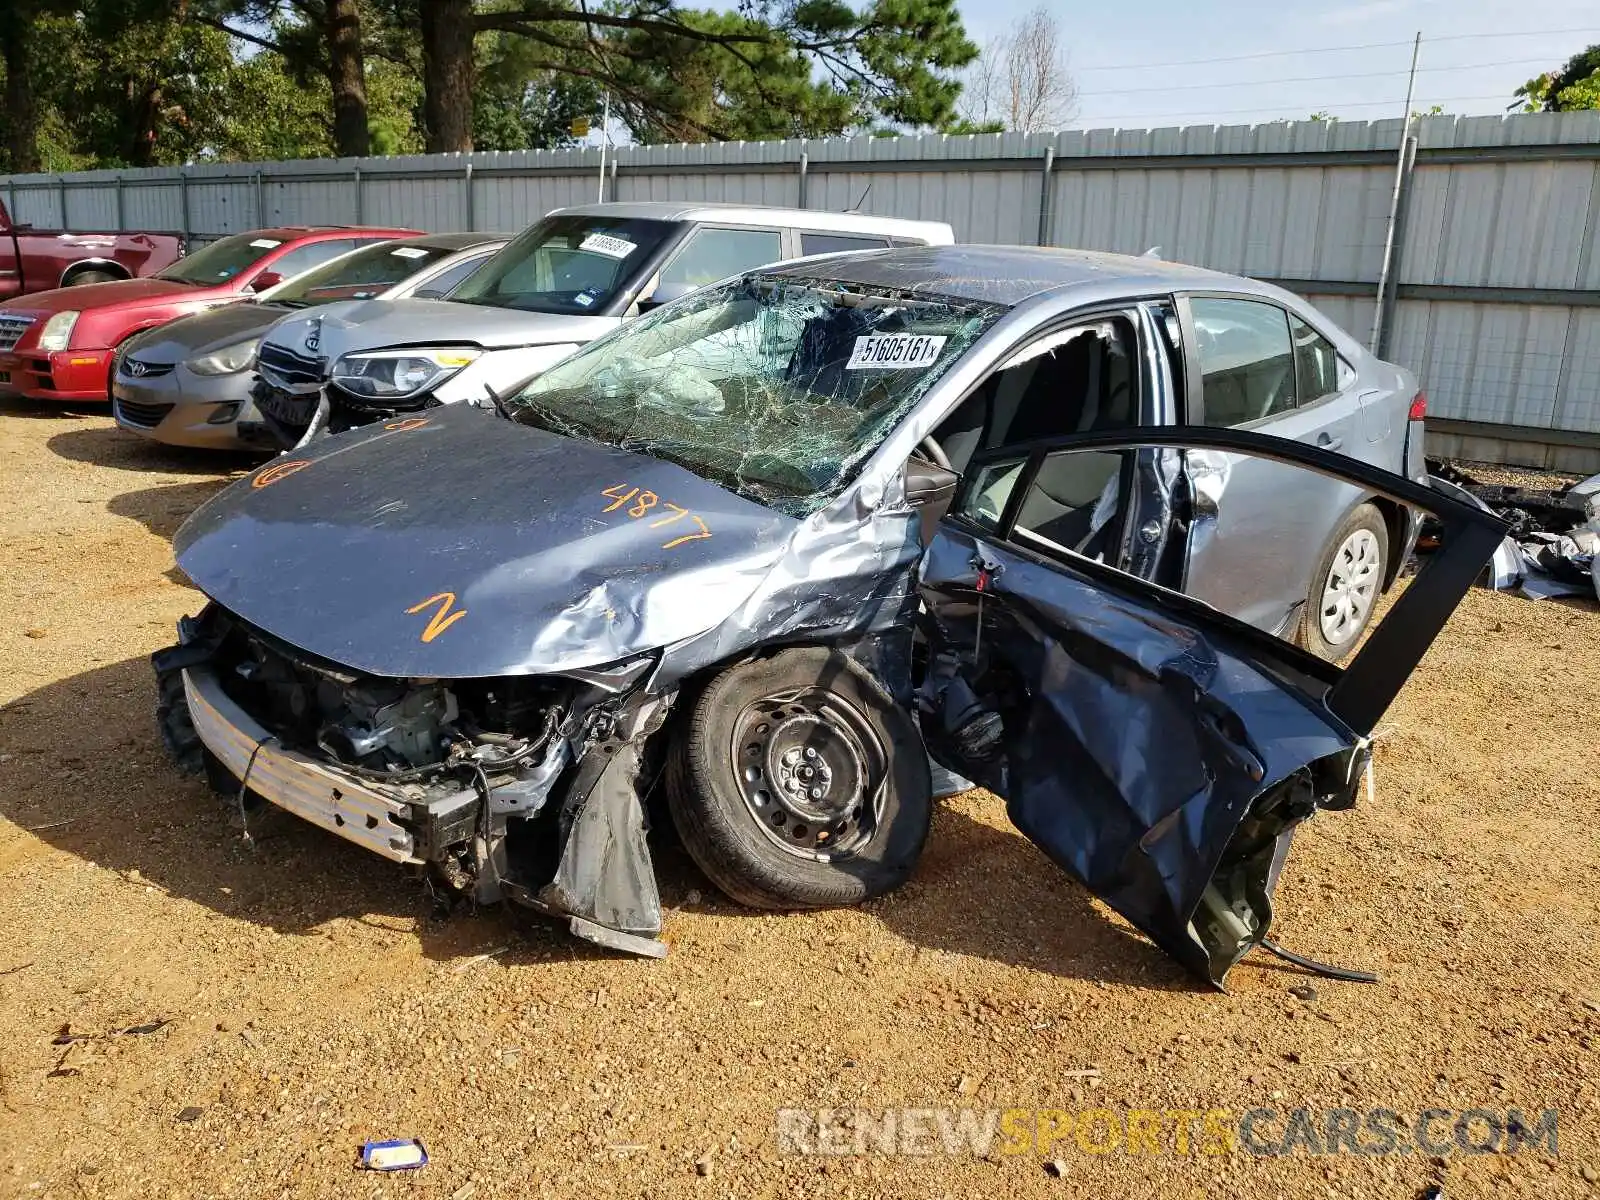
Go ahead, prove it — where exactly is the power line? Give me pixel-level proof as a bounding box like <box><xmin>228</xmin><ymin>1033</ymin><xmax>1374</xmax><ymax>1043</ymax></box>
<box><xmin>1075</xmin><ymin>39</ymin><xmax>1413</xmax><ymax>72</ymax></box>
<box><xmin>1073</xmin><ymin>27</ymin><xmax>1600</xmax><ymax>73</ymax></box>
<box><xmin>1074</xmin><ymin>58</ymin><xmax>1554</xmax><ymax>99</ymax></box>
<box><xmin>1074</xmin><ymin>94</ymin><xmax>1512</xmax><ymax>123</ymax></box>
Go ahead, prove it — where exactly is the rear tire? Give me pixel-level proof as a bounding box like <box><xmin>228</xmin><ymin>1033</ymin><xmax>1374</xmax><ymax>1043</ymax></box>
<box><xmin>666</xmin><ymin>647</ymin><xmax>931</xmax><ymax>909</ymax></box>
<box><xmin>1300</xmin><ymin>502</ymin><xmax>1389</xmax><ymax>661</ymax></box>
<box><xmin>64</xmin><ymin>269</ymin><xmax>118</xmax><ymax>286</ymax></box>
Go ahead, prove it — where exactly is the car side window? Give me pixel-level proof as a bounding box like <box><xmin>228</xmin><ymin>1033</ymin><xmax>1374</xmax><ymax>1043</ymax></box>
<box><xmin>1191</xmin><ymin>297</ymin><xmax>1296</xmax><ymax>427</ymax></box>
<box><xmin>799</xmin><ymin>232</ymin><xmax>890</xmax><ymax>256</ymax></box>
<box><xmin>957</xmin><ymin>451</ymin><xmax>1126</xmax><ymax>563</ymax></box>
<box><xmin>268</xmin><ymin>239</ymin><xmax>358</xmax><ymax>281</ymax></box>
<box><xmin>1290</xmin><ymin>312</ymin><xmax>1347</xmax><ymax>404</ymax></box>
<box><xmin>411</xmin><ymin>253</ymin><xmax>491</xmax><ymax>299</ymax></box>
<box><xmin>931</xmin><ymin>315</ymin><xmax>1140</xmax><ymax>478</ymax></box>
<box><xmin>658</xmin><ymin>227</ymin><xmax>784</xmax><ymax>291</ymax></box>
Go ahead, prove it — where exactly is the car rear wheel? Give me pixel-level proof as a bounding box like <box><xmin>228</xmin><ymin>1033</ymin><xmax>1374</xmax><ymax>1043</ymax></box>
<box><xmin>65</xmin><ymin>270</ymin><xmax>118</xmax><ymax>286</ymax></box>
<box><xmin>1300</xmin><ymin>502</ymin><xmax>1389</xmax><ymax>661</ymax></box>
<box><xmin>666</xmin><ymin>647</ymin><xmax>932</xmax><ymax>909</ymax></box>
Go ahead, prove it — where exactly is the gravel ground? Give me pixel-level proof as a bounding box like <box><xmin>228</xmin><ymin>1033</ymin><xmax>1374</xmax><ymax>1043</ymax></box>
<box><xmin>1445</xmin><ymin>461</ymin><xmax>1585</xmax><ymax>491</ymax></box>
<box><xmin>1</xmin><ymin>403</ymin><xmax>1597</xmax><ymax>1199</ymax></box>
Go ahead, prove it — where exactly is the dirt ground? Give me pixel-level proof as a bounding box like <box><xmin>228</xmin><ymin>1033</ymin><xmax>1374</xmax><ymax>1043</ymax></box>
<box><xmin>0</xmin><ymin>401</ymin><xmax>1596</xmax><ymax>1200</ymax></box>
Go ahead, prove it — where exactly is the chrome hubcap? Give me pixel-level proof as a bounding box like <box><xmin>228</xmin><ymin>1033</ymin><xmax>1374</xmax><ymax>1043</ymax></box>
<box><xmin>1319</xmin><ymin>528</ymin><xmax>1381</xmax><ymax>645</ymax></box>
<box><xmin>730</xmin><ymin>688</ymin><xmax>887</xmax><ymax>861</ymax></box>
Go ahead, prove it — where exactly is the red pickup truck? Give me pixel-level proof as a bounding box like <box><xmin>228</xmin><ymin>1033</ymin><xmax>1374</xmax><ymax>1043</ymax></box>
<box><xmin>0</xmin><ymin>197</ymin><xmax>186</xmax><ymax>299</ymax></box>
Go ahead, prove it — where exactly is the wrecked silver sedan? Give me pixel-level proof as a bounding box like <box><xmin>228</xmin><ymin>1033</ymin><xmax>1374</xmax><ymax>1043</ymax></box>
<box><xmin>154</xmin><ymin>247</ymin><xmax>1504</xmax><ymax>983</ymax></box>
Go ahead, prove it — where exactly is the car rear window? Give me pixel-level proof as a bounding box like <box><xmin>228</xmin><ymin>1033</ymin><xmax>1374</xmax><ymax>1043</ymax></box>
<box><xmin>270</xmin><ymin>241</ymin><xmax>456</xmax><ymax>307</ymax></box>
<box><xmin>799</xmin><ymin>233</ymin><xmax>890</xmax><ymax>256</ymax></box>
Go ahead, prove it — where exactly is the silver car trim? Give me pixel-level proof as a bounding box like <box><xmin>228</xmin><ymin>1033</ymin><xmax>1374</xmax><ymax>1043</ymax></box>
<box><xmin>183</xmin><ymin>666</ymin><xmax>420</xmax><ymax>864</ymax></box>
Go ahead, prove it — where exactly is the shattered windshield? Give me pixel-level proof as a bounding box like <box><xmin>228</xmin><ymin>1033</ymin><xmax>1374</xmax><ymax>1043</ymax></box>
<box><xmin>449</xmin><ymin>215</ymin><xmax>675</xmax><ymax>315</ymax></box>
<box><xmin>507</xmin><ymin>275</ymin><xmax>1003</xmax><ymax>517</ymax></box>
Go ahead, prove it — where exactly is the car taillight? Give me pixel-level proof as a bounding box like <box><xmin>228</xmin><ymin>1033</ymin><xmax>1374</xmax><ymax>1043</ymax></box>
<box><xmin>1408</xmin><ymin>391</ymin><xmax>1427</xmax><ymax>421</ymax></box>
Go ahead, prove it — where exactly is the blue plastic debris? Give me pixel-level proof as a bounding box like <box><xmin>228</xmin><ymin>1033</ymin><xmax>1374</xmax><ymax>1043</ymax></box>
<box><xmin>359</xmin><ymin>1139</ymin><xmax>428</xmax><ymax>1171</ymax></box>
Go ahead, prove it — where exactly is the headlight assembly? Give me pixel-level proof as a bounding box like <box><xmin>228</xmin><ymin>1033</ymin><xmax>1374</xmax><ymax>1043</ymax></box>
<box><xmin>186</xmin><ymin>339</ymin><xmax>258</xmax><ymax>377</ymax></box>
<box><xmin>330</xmin><ymin>347</ymin><xmax>482</xmax><ymax>401</ymax></box>
<box><xmin>38</xmin><ymin>311</ymin><xmax>80</xmax><ymax>352</ymax></box>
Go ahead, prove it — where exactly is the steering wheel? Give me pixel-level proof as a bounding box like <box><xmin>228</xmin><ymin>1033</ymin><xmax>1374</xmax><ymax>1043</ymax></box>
<box><xmin>917</xmin><ymin>435</ymin><xmax>952</xmax><ymax>471</ymax></box>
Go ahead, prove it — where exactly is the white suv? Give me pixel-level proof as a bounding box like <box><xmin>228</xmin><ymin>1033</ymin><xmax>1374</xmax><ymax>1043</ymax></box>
<box><xmin>247</xmin><ymin>202</ymin><xmax>954</xmax><ymax>446</ymax></box>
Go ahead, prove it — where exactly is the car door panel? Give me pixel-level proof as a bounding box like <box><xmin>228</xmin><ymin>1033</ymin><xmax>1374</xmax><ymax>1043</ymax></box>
<box><xmin>1179</xmin><ymin>296</ymin><xmax>1368</xmax><ymax>634</ymax></box>
<box><xmin>0</xmin><ymin>234</ymin><xmax>21</xmax><ymax>302</ymax></box>
<box><xmin>916</xmin><ymin>426</ymin><xmax>1505</xmax><ymax>986</ymax></box>
<box><xmin>1186</xmin><ymin>405</ymin><xmax>1365</xmax><ymax>634</ymax></box>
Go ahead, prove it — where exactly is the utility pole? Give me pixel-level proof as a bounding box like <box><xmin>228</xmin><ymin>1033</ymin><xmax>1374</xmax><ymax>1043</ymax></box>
<box><xmin>595</xmin><ymin>91</ymin><xmax>604</xmax><ymax>203</ymax></box>
<box><xmin>1370</xmin><ymin>31</ymin><xmax>1422</xmax><ymax>353</ymax></box>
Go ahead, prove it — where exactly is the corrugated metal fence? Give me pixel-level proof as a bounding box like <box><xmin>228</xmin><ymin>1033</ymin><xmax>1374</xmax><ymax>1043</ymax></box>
<box><xmin>6</xmin><ymin>113</ymin><xmax>1600</xmax><ymax>470</ymax></box>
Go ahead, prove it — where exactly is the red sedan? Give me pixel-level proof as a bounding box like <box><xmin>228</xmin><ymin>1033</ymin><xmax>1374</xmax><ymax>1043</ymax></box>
<box><xmin>0</xmin><ymin>225</ymin><xmax>418</xmax><ymax>403</ymax></box>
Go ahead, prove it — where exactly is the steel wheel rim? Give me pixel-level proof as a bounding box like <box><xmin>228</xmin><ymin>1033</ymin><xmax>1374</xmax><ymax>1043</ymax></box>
<box><xmin>729</xmin><ymin>686</ymin><xmax>888</xmax><ymax>862</ymax></box>
<box><xmin>1319</xmin><ymin>528</ymin><xmax>1381</xmax><ymax>646</ymax></box>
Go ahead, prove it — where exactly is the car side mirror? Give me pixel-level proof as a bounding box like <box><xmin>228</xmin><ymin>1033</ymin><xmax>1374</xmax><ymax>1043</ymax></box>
<box><xmin>638</xmin><ymin>281</ymin><xmax>696</xmax><ymax>312</ymax></box>
<box><xmin>905</xmin><ymin>453</ymin><xmax>960</xmax><ymax>547</ymax></box>
<box><xmin>249</xmin><ymin>270</ymin><xmax>283</xmax><ymax>293</ymax></box>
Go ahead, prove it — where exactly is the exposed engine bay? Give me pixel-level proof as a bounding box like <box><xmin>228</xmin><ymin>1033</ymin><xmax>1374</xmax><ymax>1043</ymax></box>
<box><xmin>155</xmin><ymin>604</ymin><xmax>673</xmax><ymax>955</ymax></box>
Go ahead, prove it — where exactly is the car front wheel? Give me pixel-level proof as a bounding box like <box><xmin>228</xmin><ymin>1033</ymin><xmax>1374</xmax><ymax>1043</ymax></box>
<box><xmin>1300</xmin><ymin>502</ymin><xmax>1389</xmax><ymax>661</ymax></box>
<box><xmin>666</xmin><ymin>647</ymin><xmax>932</xmax><ymax>909</ymax></box>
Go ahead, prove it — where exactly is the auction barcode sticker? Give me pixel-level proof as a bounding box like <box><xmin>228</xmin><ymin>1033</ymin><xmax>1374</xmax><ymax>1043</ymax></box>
<box><xmin>579</xmin><ymin>233</ymin><xmax>638</xmax><ymax>259</ymax></box>
<box><xmin>846</xmin><ymin>334</ymin><xmax>947</xmax><ymax>370</ymax></box>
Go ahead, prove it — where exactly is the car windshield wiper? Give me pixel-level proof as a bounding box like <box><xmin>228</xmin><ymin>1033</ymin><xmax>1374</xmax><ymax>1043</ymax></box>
<box><xmin>483</xmin><ymin>383</ymin><xmax>513</xmax><ymax>421</ymax></box>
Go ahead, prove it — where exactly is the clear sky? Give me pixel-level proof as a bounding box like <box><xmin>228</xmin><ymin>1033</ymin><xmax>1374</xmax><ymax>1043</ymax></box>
<box><xmin>963</xmin><ymin>0</ymin><xmax>1600</xmax><ymax>129</ymax></box>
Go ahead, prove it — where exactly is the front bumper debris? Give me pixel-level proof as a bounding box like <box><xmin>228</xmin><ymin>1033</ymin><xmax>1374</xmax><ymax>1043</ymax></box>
<box><xmin>183</xmin><ymin>665</ymin><xmax>421</xmax><ymax>863</ymax></box>
<box><xmin>153</xmin><ymin>606</ymin><xmax>669</xmax><ymax>956</ymax></box>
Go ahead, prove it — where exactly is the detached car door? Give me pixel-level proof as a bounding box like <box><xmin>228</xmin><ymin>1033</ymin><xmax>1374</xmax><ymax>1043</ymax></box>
<box><xmin>914</xmin><ymin>426</ymin><xmax>1504</xmax><ymax>987</ymax></box>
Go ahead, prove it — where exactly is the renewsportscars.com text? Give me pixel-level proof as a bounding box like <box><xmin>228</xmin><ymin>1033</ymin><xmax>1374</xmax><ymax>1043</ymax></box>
<box><xmin>775</xmin><ymin>1106</ymin><xmax>1559</xmax><ymax>1159</ymax></box>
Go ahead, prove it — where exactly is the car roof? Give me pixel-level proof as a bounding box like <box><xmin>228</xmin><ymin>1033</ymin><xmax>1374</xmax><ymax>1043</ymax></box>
<box><xmin>757</xmin><ymin>243</ymin><xmax>1274</xmax><ymax>307</ymax></box>
<box><xmin>549</xmin><ymin>201</ymin><xmax>953</xmax><ymax>242</ymax></box>
<box><xmin>242</xmin><ymin>226</ymin><xmax>418</xmax><ymax>242</ymax></box>
<box><xmin>392</xmin><ymin>232</ymin><xmax>511</xmax><ymax>251</ymax></box>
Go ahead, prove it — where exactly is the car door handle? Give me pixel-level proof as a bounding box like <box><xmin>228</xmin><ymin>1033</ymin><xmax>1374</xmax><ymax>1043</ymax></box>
<box><xmin>1315</xmin><ymin>433</ymin><xmax>1343</xmax><ymax>452</ymax></box>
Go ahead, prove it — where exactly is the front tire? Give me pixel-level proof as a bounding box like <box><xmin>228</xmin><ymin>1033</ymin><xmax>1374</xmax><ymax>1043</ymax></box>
<box><xmin>155</xmin><ymin>668</ymin><xmax>204</xmax><ymax>776</ymax></box>
<box><xmin>666</xmin><ymin>647</ymin><xmax>932</xmax><ymax>909</ymax></box>
<box><xmin>1300</xmin><ymin>502</ymin><xmax>1388</xmax><ymax>661</ymax></box>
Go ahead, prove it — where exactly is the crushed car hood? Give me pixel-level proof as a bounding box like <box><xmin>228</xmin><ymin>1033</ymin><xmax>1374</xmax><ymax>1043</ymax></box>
<box><xmin>174</xmin><ymin>405</ymin><xmax>797</xmax><ymax>678</ymax></box>
<box><xmin>261</xmin><ymin>298</ymin><xmax>618</xmax><ymax>360</ymax></box>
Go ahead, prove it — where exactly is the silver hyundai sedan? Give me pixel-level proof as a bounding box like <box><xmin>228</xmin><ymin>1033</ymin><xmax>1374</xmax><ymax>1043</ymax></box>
<box><xmin>112</xmin><ymin>233</ymin><xmax>506</xmax><ymax>450</ymax></box>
